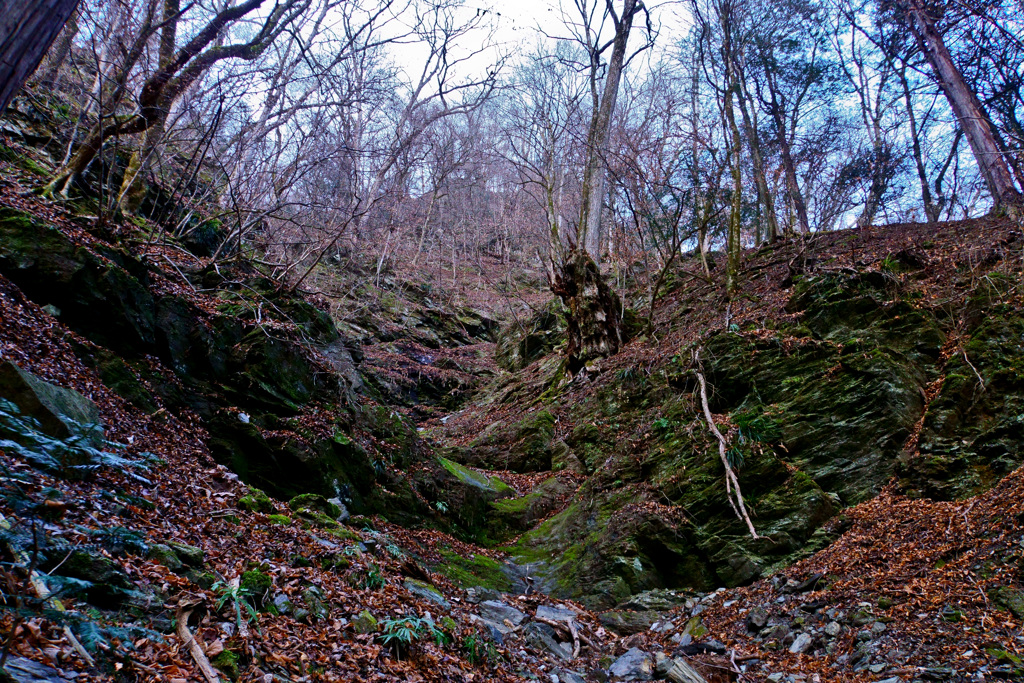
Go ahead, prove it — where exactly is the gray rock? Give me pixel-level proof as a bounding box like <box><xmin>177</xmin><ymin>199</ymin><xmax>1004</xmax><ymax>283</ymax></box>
<box><xmin>655</xmin><ymin>652</ymin><xmax>674</xmax><ymax>677</ymax></box>
<box><xmin>0</xmin><ymin>361</ymin><xmax>103</xmax><ymax>448</ymax></box>
<box><xmin>537</xmin><ymin>604</ymin><xmax>577</xmax><ymax>622</ymax></box>
<box><xmin>875</xmin><ymin>678</ymin><xmax>903</xmax><ymax>683</ymax></box>
<box><xmin>767</xmin><ymin>675</ymin><xmax>785</xmax><ymax>683</ymax></box>
<box><xmin>403</xmin><ymin>579</ymin><xmax>450</xmax><ymax>609</ymax></box>
<box><xmin>746</xmin><ymin>607</ymin><xmax>768</xmax><ymax>631</ymax></box>
<box><xmin>870</xmin><ymin>621</ymin><xmax>887</xmax><ymax>635</ymax></box>
<box><xmin>168</xmin><ymin>542</ymin><xmax>205</xmax><ymax>567</ymax></box>
<box><xmin>147</xmin><ymin>544</ymin><xmax>183</xmax><ymax>571</ymax></box>
<box><xmin>272</xmin><ymin>594</ymin><xmax>293</xmax><ymax>615</ymax></box>
<box><xmin>2</xmin><ymin>656</ymin><xmax>75</xmax><ymax>682</ymax></box>
<box><xmin>619</xmin><ymin>589</ymin><xmax>691</xmax><ymax>612</ymax></box>
<box><xmin>327</xmin><ymin>497</ymin><xmax>350</xmax><ymax>522</ymax></box>
<box><xmin>554</xmin><ymin>670</ymin><xmax>587</xmax><ymax>683</ymax></box>
<box><xmin>608</xmin><ymin>648</ymin><xmax>653</xmax><ymax>681</ymax></box>
<box><xmin>465</xmin><ymin>586</ymin><xmax>502</xmax><ymax>604</ymax></box>
<box><xmin>868</xmin><ymin>663</ymin><xmax>886</xmax><ymax>673</ymax></box>
<box><xmin>824</xmin><ymin>621</ymin><xmax>842</xmax><ymax>637</ymax></box>
<box><xmin>479</xmin><ymin>617</ymin><xmax>515</xmax><ymax>636</ymax></box>
<box><xmin>788</xmin><ymin>632</ymin><xmax>813</xmax><ymax>654</ymax></box>
<box><xmin>524</xmin><ymin>622</ymin><xmax>572</xmax><ymax>663</ymax></box>
<box><xmin>479</xmin><ymin>600</ymin><xmax>526</xmax><ymax>626</ymax></box>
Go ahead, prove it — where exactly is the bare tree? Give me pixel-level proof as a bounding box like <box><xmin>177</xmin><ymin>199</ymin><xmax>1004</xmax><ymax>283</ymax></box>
<box><xmin>897</xmin><ymin>0</ymin><xmax>1021</xmax><ymax>210</ymax></box>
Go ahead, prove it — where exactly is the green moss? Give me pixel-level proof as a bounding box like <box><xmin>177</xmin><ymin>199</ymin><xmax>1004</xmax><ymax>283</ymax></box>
<box><xmin>237</xmin><ymin>489</ymin><xmax>274</xmax><ymax>516</ymax></box>
<box><xmin>438</xmin><ymin>457</ymin><xmax>512</xmax><ymax>495</ymax></box>
<box><xmin>240</xmin><ymin>570</ymin><xmax>273</xmax><ymax>607</ymax></box>
<box><xmin>211</xmin><ymin>650</ymin><xmax>240</xmax><ymax>680</ymax></box>
<box><xmin>434</xmin><ymin>551</ymin><xmax>513</xmax><ymax>592</ymax></box>
<box><xmin>325</xmin><ymin>527</ymin><xmax>360</xmax><ymax>542</ymax></box>
<box><xmin>288</xmin><ymin>493</ymin><xmax>342</xmax><ymax>518</ymax></box>
<box><xmin>353</xmin><ymin>609</ymin><xmax>378</xmax><ymax>634</ymax></box>
<box><xmin>267</xmin><ymin>514</ymin><xmax>291</xmax><ymax>525</ymax></box>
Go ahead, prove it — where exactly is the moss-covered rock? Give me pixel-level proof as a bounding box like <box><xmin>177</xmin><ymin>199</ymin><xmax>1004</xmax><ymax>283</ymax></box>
<box><xmin>289</xmin><ymin>493</ymin><xmax>343</xmax><ymax>519</ymax></box>
<box><xmin>495</xmin><ymin>299</ymin><xmax>565</xmax><ymax>371</ymax></box>
<box><xmin>238</xmin><ymin>488</ymin><xmax>274</xmax><ymax>514</ymax></box>
<box><xmin>433</xmin><ymin>551</ymin><xmax>514</xmax><ymax>592</ymax></box>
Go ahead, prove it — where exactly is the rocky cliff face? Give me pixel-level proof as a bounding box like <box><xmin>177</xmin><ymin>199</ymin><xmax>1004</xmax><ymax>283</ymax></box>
<box><xmin>432</xmin><ymin>219</ymin><xmax>1024</xmax><ymax>609</ymax></box>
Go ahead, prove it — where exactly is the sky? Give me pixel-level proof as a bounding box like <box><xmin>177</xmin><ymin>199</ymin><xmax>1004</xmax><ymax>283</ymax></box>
<box><xmin>387</xmin><ymin>0</ymin><xmax>692</xmax><ymax>84</ymax></box>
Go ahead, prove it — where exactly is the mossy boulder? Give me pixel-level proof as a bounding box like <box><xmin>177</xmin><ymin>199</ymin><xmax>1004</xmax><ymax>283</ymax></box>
<box><xmin>240</xmin><ymin>570</ymin><xmax>273</xmax><ymax>608</ymax></box>
<box><xmin>495</xmin><ymin>299</ymin><xmax>565</xmax><ymax>371</ymax></box>
<box><xmin>433</xmin><ymin>551</ymin><xmax>514</xmax><ymax>592</ymax></box>
<box><xmin>289</xmin><ymin>493</ymin><xmax>343</xmax><ymax>519</ymax></box>
<box><xmin>238</xmin><ymin>488</ymin><xmax>274</xmax><ymax>514</ymax></box>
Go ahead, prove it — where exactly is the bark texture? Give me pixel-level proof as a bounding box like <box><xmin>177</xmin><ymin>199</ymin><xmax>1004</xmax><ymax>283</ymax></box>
<box><xmin>551</xmin><ymin>250</ymin><xmax>624</xmax><ymax>374</ymax></box>
<box><xmin>0</xmin><ymin>0</ymin><xmax>80</xmax><ymax>113</ymax></box>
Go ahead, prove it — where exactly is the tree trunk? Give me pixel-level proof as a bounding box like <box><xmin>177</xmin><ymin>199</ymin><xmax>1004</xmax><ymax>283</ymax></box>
<box><xmin>737</xmin><ymin>69</ymin><xmax>778</xmax><ymax>243</ymax></box>
<box><xmin>0</xmin><ymin>0</ymin><xmax>81</xmax><ymax>114</ymax></box>
<box><xmin>579</xmin><ymin>0</ymin><xmax>641</xmax><ymax>259</ymax></box>
<box><xmin>551</xmin><ymin>250</ymin><xmax>625</xmax><ymax>375</ymax></box>
<box><xmin>119</xmin><ymin>0</ymin><xmax>179</xmax><ymax>214</ymax></box>
<box><xmin>903</xmin><ymin>0</ymin><xmax>1021</xmax><ymax>209</ymax></box>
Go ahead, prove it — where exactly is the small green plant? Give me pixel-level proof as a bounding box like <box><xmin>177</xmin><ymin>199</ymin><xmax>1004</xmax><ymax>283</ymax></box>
<box><xmin>378</xmin><ymin>616</ymin><xmax>448</xmax><ymax>659</ymax></box>
<box><xmin>354</xmin><ymin>563</ymin><xmax>386</xmax><ymax>590</ymax></box>
<box><xmin>434</xmin><ymin>500</ymin><xmax>449</xmax><ymax>513</ymax></box>
<box><xmin>462</xmin><ymin>633</ymin><xmax>499</xmax><ymax>666</ymax></box>
<box><xmin>212</xmin><ymin>579</ymin><xmax>259</xmax><ymax>632</ymax></box>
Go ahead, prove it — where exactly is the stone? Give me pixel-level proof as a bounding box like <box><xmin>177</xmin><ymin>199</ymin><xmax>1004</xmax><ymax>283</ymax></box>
<box><xmin>168</xmin><ymin>542</ymin><xmax>205</xmax><ymax>567</ymax></box>
<box><xmin>272</xmin><ymin>594</ymin><xmax>293</xmax><ymax>616</ymax></box>
<box><xmin>2</xmin><ymin>655</ymin><xmax>75</xmax><ymax>682</ymax></box>
<box><xmin>404</xmin><ymin>579</ymin><xmax>450</xmax><ymax>609</ymax></box>
<box><xmin>0</xmin><ymin>361</ymin><xmax>103</xmax><ymax>448</ymax></box>
<box><xmin>554</xmin><ymin>670</ymin><xmax>587</xmax><ymax>683</ymax></box>
<box><xmin>789</xmin><ymin>633</ymin><xmax>814</xmax><ymax>654</ymax></box>
<box><xmin>524</xmin><ymin>622</ymin><xmax>572</xmax><ymax>663</ymax></box>
<box><xmin>327</xmin><ymin>497</ymin><xmax>351</xmax><ymax>522</ymax></box>
<box><xmin>288</xmin><ymin>493</ymin><xmax>343</xmax><ymax>519</ymax></box>
<box><xmin>876</xmin><ymin>679</ymin><xmax>902</xmax><ymax>683</ymax></box>
<box><xmin>352</xmin><ymin>610</ymin><xmax>377</xmax><ymax>634</ymax></box>
<box><xmin>824</xmin><ymin>621</ymin><xmax>842</xmax><ymax>637</ymax></box>
<box><xmin>619</xmin><ymin>589</ymin><xmax>691</xmax><ymax>612</ymax></box>
<box><xmin>537</xmin><ymin>604</ymin><xmax>578</xmax><ymax>622</ymax></box>
<box><xmin>608</xmin><ymin>648</ymin><xmax>654</xmax><ymax>681</ymax></box>
<box><xmin>991</xmin><ymin>586</ymin><xmax>1024</xmax><ymax>620</ymax></box>
<box><xmin>870</xmin><ymin>621</ymin><xmax>887</xmax><ymax>635</ymax></box>
<box><xmin>599</xmin><ymin>610</ymin><xmax>658</xmax><ymax>635</ymax></box>
<box><xmin>147</xmin><ymin>544</ymin><xmax>183</xmax><ymax>571</ymax></box>
<box><xmin>479</xmin><ymin>599</ymin><xmax>527</xmax><ymax>627</ymax></box>
<box><xmin>465</xmin><ymin>586</ymin><xmax>502</xmax><ymax>604</ymax></box>
<box><xmin>767</xmin><ymin>675</ymin><xmax>785</xmax><ymax>683</ymax></box>
<box><xmin>746</xmin><ymin>608</ymin><xmax>768</xmax><ymax>631</ymax></box>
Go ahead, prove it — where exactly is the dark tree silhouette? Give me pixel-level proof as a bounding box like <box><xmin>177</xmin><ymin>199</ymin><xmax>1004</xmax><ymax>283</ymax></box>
<box><xmin>0</xmin><ymin>0</ymin><xmax>81</xmax><ymax>113</ymax></box>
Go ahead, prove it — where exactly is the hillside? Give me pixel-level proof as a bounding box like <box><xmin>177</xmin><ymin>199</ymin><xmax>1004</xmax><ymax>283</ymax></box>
<box><xmin>0</xmin><ymin>104</ymin><xmax>1023</xmax><ymax>683</ymax></box>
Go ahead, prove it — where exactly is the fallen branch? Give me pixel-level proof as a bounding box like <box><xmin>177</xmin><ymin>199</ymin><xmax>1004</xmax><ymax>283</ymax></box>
<box><xmin>693</xmin><ymin>349</ymin><xmax>759</xmax><ymax>539</ymax></box>
<box><xmin>533</xmin><ymin>616</ymin><xmax>595</xmax><ymax>652</ymax></box>
<box><xmin>176</xmin><ymin>608</ymin><xmax>222</xmax><ymax>683</ymax></box>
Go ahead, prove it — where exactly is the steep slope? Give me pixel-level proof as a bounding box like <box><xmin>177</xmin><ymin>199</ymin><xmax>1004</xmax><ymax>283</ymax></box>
<box><xmin>430</xmin><ymin>217</ymin><xmax>1024</xmax><ymax>611</ymax></box>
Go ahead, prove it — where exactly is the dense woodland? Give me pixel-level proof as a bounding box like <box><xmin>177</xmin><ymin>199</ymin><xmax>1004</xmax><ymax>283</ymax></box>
<box><xmin>0</xmin><ymin>1</ymin><xmax>1023</xmax><ymax>682</ymax></box>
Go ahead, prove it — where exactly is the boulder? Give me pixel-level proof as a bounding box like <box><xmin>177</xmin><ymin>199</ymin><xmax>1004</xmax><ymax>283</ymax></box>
<box><xmin>404</xmin><ymin>579</ymin><xmax>450</xmax><ymax>609</ymax></box>
<box><xmin>523</xmin><ymin>622</ymin><xmax>571</xmax><ymax>663</ymax></box>
<box><xmin>478</xmin><ymin>600</ymin><xmax>526</xmax><ymax>627</ymax></box>
<box><xmin>0</xmin><ymin>361</ymin><xmax>102</xmax><ymax>447</ymax></box>
<box><xmin>608</xmin><ymin>648</ymin><xmax>654</xmax><ymax>680</ymax></box>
